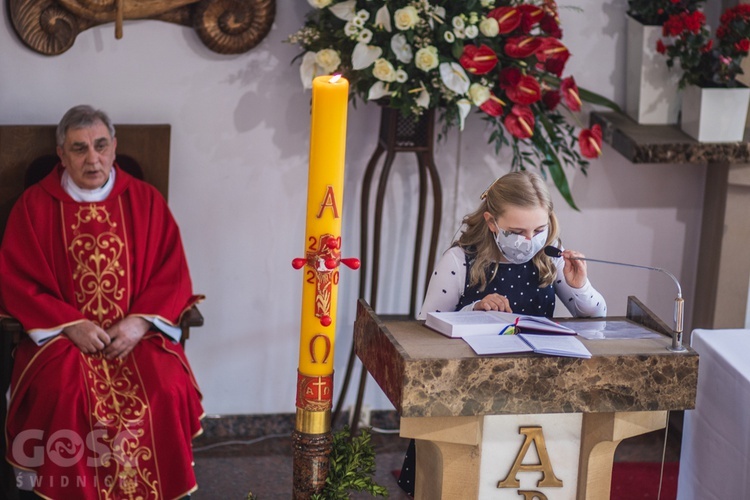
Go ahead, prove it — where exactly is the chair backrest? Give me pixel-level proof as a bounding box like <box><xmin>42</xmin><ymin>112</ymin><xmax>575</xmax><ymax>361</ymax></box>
<box><xmin>0</xmin><ymin>124</ymin><xmax>171</xmax><ymax>240</ymax></box>
<box><xmin>0</xmin><ymin>123</ymin><xmax>174</xmax><ymax>497</ymax></box>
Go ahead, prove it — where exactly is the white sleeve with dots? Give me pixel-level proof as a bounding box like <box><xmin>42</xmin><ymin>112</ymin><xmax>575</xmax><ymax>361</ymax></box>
<box><xmin>553</xmin><ymin>256</ymin><xmax>608</xmax><ymax>318</ymax></box>
<box><xmin>417</xmin><ymin>246</ymin><xmax>468</xmax><ymax>320</ymax></box>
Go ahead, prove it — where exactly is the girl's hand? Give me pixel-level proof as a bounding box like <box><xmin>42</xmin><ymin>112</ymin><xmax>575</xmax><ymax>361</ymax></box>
<box><xmin>473</xmin><ymin>293</ymin><xmax>513</xmax><ymax>313</ymax></box>
<box><xmin>562</xmin><ymin>249</ymin><xmax>587</xmax><ymax>289</ymax></box>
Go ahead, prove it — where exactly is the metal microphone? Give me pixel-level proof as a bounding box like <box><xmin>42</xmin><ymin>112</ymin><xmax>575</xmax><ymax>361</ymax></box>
<box><xmin>544</xmin><ymin>246</ymin><xmax>686</xmax><ymax>352</ymax></box>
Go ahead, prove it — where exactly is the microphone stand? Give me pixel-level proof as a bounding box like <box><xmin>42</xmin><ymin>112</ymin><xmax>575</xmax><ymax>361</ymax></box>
<box><xmin>568</xmin><ymin>256</ymin><xmax>686</xmax><ymax>352</ymax></box>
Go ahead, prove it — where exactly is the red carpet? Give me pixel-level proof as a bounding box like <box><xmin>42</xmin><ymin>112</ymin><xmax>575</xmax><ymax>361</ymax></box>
<box><xmin>392</xmin><ymin>461</ymin><xmax>679</xmax><ymax>499</ymax></box>
<box><xmin>611</xmin><ymin>461</ymin><xmax>679</xmax><ymax>500</ymax></box>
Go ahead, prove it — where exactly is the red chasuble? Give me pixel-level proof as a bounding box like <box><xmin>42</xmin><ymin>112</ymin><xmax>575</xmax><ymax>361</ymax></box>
<box><xmin>0</xmin><ymin>165</ymin><xmax>204</xmax><ymax>499</ymax></box>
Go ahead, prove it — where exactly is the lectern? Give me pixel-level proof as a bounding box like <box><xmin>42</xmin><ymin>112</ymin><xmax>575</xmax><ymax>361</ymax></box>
<box><xmin>353</xmin><ymin>298</ymin><xmax>698</xmax><ymax>499</ymax></box>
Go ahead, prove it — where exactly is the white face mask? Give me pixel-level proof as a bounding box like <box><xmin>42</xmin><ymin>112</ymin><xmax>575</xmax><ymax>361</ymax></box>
<box><xmin>493</xmin><ymin>224</ymin><xmax>549</xmax><ymax>264</ymax></box>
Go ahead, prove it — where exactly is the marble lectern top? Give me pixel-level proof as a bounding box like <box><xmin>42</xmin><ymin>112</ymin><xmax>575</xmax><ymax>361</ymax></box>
<box><xmin>354</xmin><ymin>299</ymin><xmax>698</xmax><ymax>418</ymax></box>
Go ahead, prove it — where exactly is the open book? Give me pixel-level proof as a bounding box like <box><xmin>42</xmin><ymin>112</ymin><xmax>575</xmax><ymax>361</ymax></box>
<box><xmin>464</xmin><ymin>333</ymin><xmax>591</xmax><ymax>359</ymax></box>
<box><xmin>424</xmin><ymin>310</ymin><xmax>576</xmax><ymax>339</ymax></box>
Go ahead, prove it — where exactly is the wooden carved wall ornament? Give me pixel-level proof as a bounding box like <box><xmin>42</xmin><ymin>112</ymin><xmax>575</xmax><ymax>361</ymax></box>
<box><xmin>8</xmin><ymin>0</ymin><xmax>275</xmax><ymax>55</ymax></box>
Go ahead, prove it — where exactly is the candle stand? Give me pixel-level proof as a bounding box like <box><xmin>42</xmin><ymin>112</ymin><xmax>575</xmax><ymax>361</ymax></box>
<box><xmin>333</xmin><ymin>105</ymin><xmax>443</xmax><ymax>432</ymax></box>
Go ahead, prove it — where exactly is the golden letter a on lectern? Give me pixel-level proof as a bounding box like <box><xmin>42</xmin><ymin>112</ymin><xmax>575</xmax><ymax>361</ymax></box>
<box><xmin>498</xmin><ymin>426</ymin><xmax>563</xmax><ymax>489</ymax></box>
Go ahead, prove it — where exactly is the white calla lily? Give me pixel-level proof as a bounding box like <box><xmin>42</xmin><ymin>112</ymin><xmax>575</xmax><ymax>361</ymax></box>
<box><xmin>368</xmin><ymin>81</ymin><xmax>393</xmax><ymax>101</ymax></box>
<box><xmin>391</xmin><ymin>34</ymin><xmax>413</xmax><ymax>64</ymax></box>
<box><xmin>375</xmin><ymin>6</ymin><xmax>392</xmax><ymax>32</ymax></box>
<box><xmin>416</xmin><ymin>89</ymin><xmax>430</xmax><ymax>108</ymax></box>
<box><xmin>439</xmin><ymin>62</ymin><xmax>470</xmax><ymax>95</ymax></box>
<box><xmin>352</xmin><ymin>43</ymin><xmax>383</xmax><ymax>70</ymax></box>
<box><xmin>300</xmin><ymin>52</ymin><xmax>318</xmax><ymax>90</ymax></box>
<box><xmin>456</xmin><ymin>99</ymin><xmax>472</xmax><ymax>130</ymax></box>
<box><xmin>330</xmin><ymin>0</ymin><xmax>356</xmax><ymax>21</ymax></box>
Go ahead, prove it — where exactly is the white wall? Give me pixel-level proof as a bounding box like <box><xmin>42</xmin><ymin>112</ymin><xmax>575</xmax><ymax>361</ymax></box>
<box><xmin>0</xmin><ymin>1</ymin><xmax>705</xmax><ymax>415</ymax></box>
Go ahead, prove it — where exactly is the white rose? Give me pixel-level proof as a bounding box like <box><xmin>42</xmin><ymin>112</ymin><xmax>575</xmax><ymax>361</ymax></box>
<box><xmin>465</xmin><ymin>25</ymin><xmax>479</xmax><ymax>39</ymax></box>
<box><xmin>307</xmin><ymin>0</ymin><xmax>332</xmax><ymax>8</ymax></box>
<box><xmin>468</xmin><ymin>83</ymin><xmax>491</xmax><ymax>106</ymax></box>
<box><xmin>394</xmin><ymin>6</ymin><xmax>419</xmax><ymax>30</ymax></box>
<box><xmin>415</xmin><ymin>46</ymin><xmax>439</xmax><ymax>72</ymax></box>
<box><xmin>479</xmin><ymin>17</ymin><xmax>499</xmax><ymax>37</ymax></box>
<box><xmin>373</xmin><ymin>58</ymin><xmax>397</xmax><ymax>82</ymax></box>
<box><xmin>315</xmin><ymin>49</ymin><xmax>341</xmax><ymax>73</ymax></box>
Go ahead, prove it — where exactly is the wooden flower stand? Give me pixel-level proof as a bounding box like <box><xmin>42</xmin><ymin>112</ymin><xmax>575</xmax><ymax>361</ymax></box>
<box><xmin>334</xmin><ymin>105</ymin><xmax>443</xmax><ymax>431</ymax></box>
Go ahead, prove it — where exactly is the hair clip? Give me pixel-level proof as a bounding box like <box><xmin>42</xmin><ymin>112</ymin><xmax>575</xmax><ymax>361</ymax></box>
<box><xmin>480</xmin><ymin>176</ymin><xmax>502</xmax><ymax>200</ymax></box>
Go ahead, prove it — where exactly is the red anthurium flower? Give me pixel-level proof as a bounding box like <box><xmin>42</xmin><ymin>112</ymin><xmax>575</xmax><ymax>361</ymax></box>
<box><xmin>540</xmin><ymin>14</ymin><xmax>562</xmax><ymax>38</ymax></box>
<box><xmin>536</xmin><ymin>38</ymin><xmax>569</xmax><ymax>62</ymax></box>
<box><xmin>488</xmin><ymin>7</ymin><xmax>522</xmax><ymax>34</ymax></box>
<box><xmin>498</xmin><ymin>67</ymin><xmax>522</xmax><ymax>90</ymax></box>
<box><xmin>544</xmin><ymin>57</ymin><xmax>568</xmax><ymax>77</ymax></box>
<box><xmin>579</xmin><ymin>124</ymin><xmax>603</xmax><ymax>159</ymax></box>
<box><xmin>542</xmin><ymin>90</ymin><xmax>561</xmax><ymax>111</ymax></box>
<box><xmin>479</xmin><ymin>93</ymin><xmax>505</xmax><ymax>117</ymax></box>
<box><xmin>459</xmin><ymin>44</ymin><xmax>499</xmax><ymax>75</ymax></box>
<box><xmin>517</xmin><ymin>5</ymin><xmax>544</xmax><ymax>33</ymax></box>
<box><xmin>505</xmin><ymin>36</ymin><xmax>542</xmax><ymax>59</ymax></box>
<box><xmin>536</xmin><ymin>37</ymin><xmax>570</xmax><ymax>76</ymax></box>
<box><xmin>505</xmin><ymin>74</ymin><xmax>542</xmax><ymax>105</ymax></box>
<box><xmin>504</xmin><ymin>105</ymin><xmax>535</xmax><ymax>139</ymax></box>
<box><xmin>560</xmin><ymin>76</ymin><xmax>582</xmax><ymax>112</ymax></box>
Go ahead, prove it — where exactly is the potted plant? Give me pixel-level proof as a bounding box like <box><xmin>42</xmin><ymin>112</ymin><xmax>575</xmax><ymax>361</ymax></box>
<box><xmin>288</xmin><ymin>0</ymin><xmax>619</xmax><ymax>210</ymax></box>
<box><xmin>624</xmin><ymin>0</ymin><xmax>705</xmax><ymax>124</ymax></box>
<box><xmin>658</xmin><ymin>5</ymin><xmax>750</xmax><ymax>142</ymax></box>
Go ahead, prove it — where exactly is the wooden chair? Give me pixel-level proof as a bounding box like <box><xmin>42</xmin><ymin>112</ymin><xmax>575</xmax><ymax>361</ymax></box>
<box><xmin>0</xmin><ymin>124</ymin><xmax>203</xmax><ymax>498</ymax></box>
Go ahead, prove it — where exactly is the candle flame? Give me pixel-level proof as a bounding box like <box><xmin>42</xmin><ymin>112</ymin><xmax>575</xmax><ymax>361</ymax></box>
<box><xmin>329</xmin><ymin>74</ymin><xmax>342</xmax><ymax>84</ymax></box>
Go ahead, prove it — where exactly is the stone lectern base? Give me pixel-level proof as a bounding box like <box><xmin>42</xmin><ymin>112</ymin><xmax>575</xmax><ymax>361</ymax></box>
<box><xmin>354</xmin><ymin>298</ymin><xmax>697</xmax><ymax>499</ymax></box>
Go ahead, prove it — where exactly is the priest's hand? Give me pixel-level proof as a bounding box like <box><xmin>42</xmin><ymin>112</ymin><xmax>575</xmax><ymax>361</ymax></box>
<box><xmin>104</xmin><ymin>316</ymin><xmax>150</xmax><ymax>359</ymax></box>
<box><xmin>562</xmin><ymin>249</ymin><xmax>588</xmax><ymax>289</ymax></box>
<box><xmin>64</xmin><ymin>321</ymin><xmax>111</xmax><ymax>354</ymax></box>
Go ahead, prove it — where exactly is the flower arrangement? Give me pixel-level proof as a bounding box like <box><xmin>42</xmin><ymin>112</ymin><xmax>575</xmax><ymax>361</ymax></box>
<box><xmin>657</xmin><ymin>4</ymin><xmax>750</xmax><ymax>88</ymax></box>
<box><xmin>288</xmin><ymin>0</ymin><xmax>619</xmax><ymax>210</ymax></box>
<box><xmin>626</xmin><ymin>0</ymin><xmax>704</xmax><ymax>26</ymax></box>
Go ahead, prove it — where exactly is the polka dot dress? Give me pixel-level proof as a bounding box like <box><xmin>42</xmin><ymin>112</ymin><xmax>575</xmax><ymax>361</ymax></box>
<box><xmin>456</xmin><ymin>255</ymin><xmax>556</xmax><ymax>318</ymax></box>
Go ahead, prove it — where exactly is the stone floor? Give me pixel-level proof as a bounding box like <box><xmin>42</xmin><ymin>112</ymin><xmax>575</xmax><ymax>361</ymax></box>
<box><xmin>191</xmin><ymin>412</ymin><xmax>683</xmax><ymax>499</ymax></box>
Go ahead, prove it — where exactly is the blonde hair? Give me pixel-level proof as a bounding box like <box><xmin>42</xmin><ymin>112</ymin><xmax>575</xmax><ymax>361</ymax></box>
<box><xmin>456</xmin><ymin>171</ymin><xmax>560</xmax><ymax>291</ymax></box>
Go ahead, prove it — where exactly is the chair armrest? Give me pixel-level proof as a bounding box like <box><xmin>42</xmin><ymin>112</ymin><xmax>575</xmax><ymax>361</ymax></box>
<box><xmin>1</xmin><ymin>308</ymin><xmax>203</xmax><ymax>348</ymax></box>
<box><xmin>0</xmin><ymin>317</ymin><xmax>23</xmax><ymax>344</ymax></box>
<box><xmin>179</xmin><ymin>306</ymin><xmax>203</xmax><ymax>347</ymax></box>
<box><xmin>180</xmin><ymin>306</ymin><xmax>204</xmax><ymax>329</ymax></box>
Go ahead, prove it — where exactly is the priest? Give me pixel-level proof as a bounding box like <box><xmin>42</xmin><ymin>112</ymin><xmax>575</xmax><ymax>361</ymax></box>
<box><xmin>0</xmin><ymin>105</ymin><xmax>204</xmax><ymax>499</ymax></box>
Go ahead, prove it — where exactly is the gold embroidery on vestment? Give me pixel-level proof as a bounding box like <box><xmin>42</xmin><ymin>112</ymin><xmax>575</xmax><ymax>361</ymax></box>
<box><xmin>85</xmin><ymin>354</ymin><xmax>159</xmax><ymax>499</ymax></box>
<box><xmin>68</xmin><ymin>206</ymin><xmax>126</xmax><ymax>328</ymax></box>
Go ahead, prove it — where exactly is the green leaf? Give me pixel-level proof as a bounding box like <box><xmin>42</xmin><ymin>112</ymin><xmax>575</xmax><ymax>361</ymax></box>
<box><xmin>539</xmin><ymin>74</ymin><xmax>621</xmax><ymax>112</ymax></box>
<box><xmin>534</xmin><ymin>116</ymin><xmax>579</xmax><ymax>211</ymax></box>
